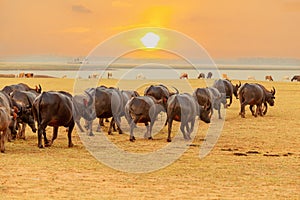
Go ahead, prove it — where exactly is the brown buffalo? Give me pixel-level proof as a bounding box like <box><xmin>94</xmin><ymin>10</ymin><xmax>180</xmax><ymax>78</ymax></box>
<box><xmin>180</xmin><ymin>73</ymin><xmax>188</xmax><ymax>79</ymax></box>
<box><xmin>265</xmin><ymin>75</ymin><xmax>273</xmax><ymax>81</ymax></box>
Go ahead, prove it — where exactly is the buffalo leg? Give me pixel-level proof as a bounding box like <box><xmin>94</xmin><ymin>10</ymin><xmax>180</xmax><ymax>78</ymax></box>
<box><xmin>68</xmin><ymin>121</ymin><xmax>75</xmax><ymax>147</ymax></box>
<box><xmin>254</xmin><ymin>104</ymin><xmax>260</xmax><ymax>117</ymax></box>
<box><xmin>46</xmin><ymin>126</ymin><xmax>58</xmax><ymax>147</ymax></box>
<box><xmin>75</xmin><ymin>120</ymin><xmax>85</xmax><ymax>132</ymax></box>
<box><xmin>188</xmin><ymin>120</ymin><xmax>195</xmax><ymax>138</ymax></box>
<box><xmin>167</xmin><ymin>118</ymin><xmax>173</xmax><ymax>142</ymax></box>
<box><xmin>239</xmin><ymin>101</ymin><xmax>247</xmax><ymax>118</ymax></box>
<box><xmin>129</xmin><ymin>121</ymin><xmax>136</xmax><ymax>142</ymax></box>
<box><xmin>228</xmin><ymin>96</ymin><xmax>232</xmax><ymax>107</ymax></box>
<box><xmin>148</xmin><ymin>121</ymin><xmax>154</xmax><ymax>140</ymax></box>
<box><xmin>262</xmin><ymin>102</ymin><xmax>268</xmax><ymax>115</ymax></box>
<box><xmin>20</xmin><ymin>123</ymin><xmax>26</xmax><ymax>140</ymax></box>
<box><xmin>0</xmin><ymin>130</ymin><xmax>6</xmax><ymax>153</ymax></box>
<box><xmin>108</xmin><ymin>118</ymin><xmax>114</xmax><ymax>135</ymax></box>
<box><xmin>96</xmin><ymin>118</ymin><xmax>102</xmax><ymax>132</ymax></box>
<box><xmin>250</xmin><ymin>105</ymin><xmax>255</xmax><ymax>116</ymax></box>
<box><xmin>144</xmin><ymin>122</ymin><xmax>150</xmax><ymax>139</ymax></box>
<box><xmin>87</xmin><ymin>120</ymin><xmax>94</xmax><ymax>136</ymax></box>
<box><xmin>37</xmin><ymin>125</ymin><xmax>45</xmax><ymax>148</ymax></box>
<box><xmin>180</xmin><ymin>123</ymin><xmax>188</xmax><ymax>140</ymax></box>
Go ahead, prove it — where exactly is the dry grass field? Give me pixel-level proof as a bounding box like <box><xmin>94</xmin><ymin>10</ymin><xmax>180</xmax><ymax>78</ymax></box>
<box><xmin>0</xmin><ymin>77</ymin><xmax>299</xmax><ymax>199</ymax></box>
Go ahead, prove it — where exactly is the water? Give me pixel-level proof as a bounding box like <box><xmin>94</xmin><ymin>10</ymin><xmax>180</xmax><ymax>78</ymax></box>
<box><xmin>0</xmin><ymin>66</ymin><xmax>299</xmax><ymax>81</ymax></box>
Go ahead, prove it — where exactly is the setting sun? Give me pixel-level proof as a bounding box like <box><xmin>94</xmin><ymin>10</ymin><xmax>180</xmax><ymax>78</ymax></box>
<box><xmin>140</xmin><ymin>32</ymin><xmax>160</xmax><ymax>48</ymax></box>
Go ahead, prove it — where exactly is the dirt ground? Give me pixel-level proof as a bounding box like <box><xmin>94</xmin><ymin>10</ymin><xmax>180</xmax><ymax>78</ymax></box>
<box><xmin>0</xmin><ymin>78</ymin><xmax>299</xmax><ymax>199</ymax></box>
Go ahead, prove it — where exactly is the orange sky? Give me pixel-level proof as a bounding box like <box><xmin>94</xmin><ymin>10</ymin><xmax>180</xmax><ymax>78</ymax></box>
<box><xmin>1</xmin><ymin>0</ymin><xmax>300</xmax><ymax>59</ymax></box>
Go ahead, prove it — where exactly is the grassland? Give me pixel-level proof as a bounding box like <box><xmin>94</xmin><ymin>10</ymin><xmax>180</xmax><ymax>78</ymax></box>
<box><xmin>0</xmin><ymin>78</ymin><xmax>299</xmax><ymax>199</ymax></box>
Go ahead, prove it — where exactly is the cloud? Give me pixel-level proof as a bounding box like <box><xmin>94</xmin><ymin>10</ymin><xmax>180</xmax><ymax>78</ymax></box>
<box><xmin>72</xmin><ymin>5</ymin><xmax>92</xmax><ymax>13</ymax></box>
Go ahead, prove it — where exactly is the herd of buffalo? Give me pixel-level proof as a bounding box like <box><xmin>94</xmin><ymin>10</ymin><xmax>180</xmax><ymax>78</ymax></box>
<box><xmin>0</xmin><ymin>76</ymin><xmax>289</xmax><ymax>152</ymax></box>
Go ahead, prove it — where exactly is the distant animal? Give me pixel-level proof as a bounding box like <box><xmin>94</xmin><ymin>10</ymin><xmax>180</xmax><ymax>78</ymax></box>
<box><xmin>32</xmin><ymin>91</ymin><xmax>75</xmax><ymax>148</ymax></box>
<box><xmin>136</xmin><ymin>73</ymin><xmax>146</xmax><ymax>80</ymax></box>
<box><xmin>207</xmin><ymin>72</ymin><xmax>213</xmax><ymax>79</ymax></box>
<box><xmin>213</xmin><ymin>79</ymin><xmax>241</xmax><ymax>107</ymax></box>
<box><xmin>265</xmin><ymin>75</ymin><xmax>273</xmax><ymax>81</ymax></box>
<box><xmin>10</xmin><ymin>90</ymin><xmax>37</xmax><ymax>139</ymax></box>
<box><xmin>180</xmin><ymin>73</ymin><xmax>188</xmax><ymax>79</ymax></box>
<box><xmin>107</xmin><ymin>72</ymin><xmax>113</xmax><ymax>79</ymax></box>
<box><xmin>18</xmin><ymin>73</ymin><xmax>25</xmax><ymax>78</ymax></box>
<box><xmin>0</xmin><ymin>107</ymin><xmax>11</xmax><ymax>153</ymax></box>
<box><xmin>25</xmin><ymin>73</ymin><xmax>34</xmax><ymax>78</ymax></box>
<box><xmin>2</xmin><ymin>83</ymin><xmax>42</xmax><ymax>95</ymax></box>
<box><xmin>198</xmin><ymin>73</ymin><xmax>205</xmax><ymax>79</ymax></box>
<box><xmin>247</xmin><ymin>76</ymin><xmax>256</xmax><ymax>80</ymax></box>
<box><xmin>282</xmin><ymin>76</ymin><xmax>289</xmax><ymax>81</ymax></box>
<box><xmin>88</xmin><ymin>74</ymin><xmax>100</xmax><ymax>79</ymax></box>
<box><xmin>166</xmin><ymin>93</ymin><xmax>210</xmax><ymax>142</ymax></box>
<box><xmin>222</xmin><ymin>74</ymin><xmax>228</xmax><ymax>79</ymax></box>
<box><xmin>291</xmin><ymin>75</ymin><xmax>300</xmax><ymax>82</ymax></box>
<box><xmin>125</xmin><ymin>96</ymin><xmax>165</xmax><ymax>141</ymax></box>
<box><xmin>238</xmin><ymin>83</ymin><xmax>264</xmax><ymax>118</ymax></box>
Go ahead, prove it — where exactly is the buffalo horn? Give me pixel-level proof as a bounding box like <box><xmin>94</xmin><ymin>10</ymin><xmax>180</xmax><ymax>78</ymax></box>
<box><xmin>84</xmin><ymin>91</ymin><xmax>94</xmax><ymax>106</ymax></box>
<box><xmin>171</xmin><ymin>86</ymin><xmax>179</xmax><ymax>94</ymax></box>
<box><xmin>272</xmin><ymin>87</ymin><xmax>276</xmax><ymax>95</ymax></box>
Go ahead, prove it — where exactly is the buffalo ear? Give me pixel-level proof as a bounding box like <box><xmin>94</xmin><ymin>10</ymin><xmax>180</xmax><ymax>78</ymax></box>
<box><xmin>83</xmin><ymin>99</ymin><xmax>88</xmax><ymax>107</ymax></box>
<box><xmin>204</xmin><ymin>102</ymin><xmax>211</xmax><ymax>111</ymax></box>
<box><xmin>163</xmin><ymin>97</ymin><xmax>168</xmax><ymax>104</ymax></box>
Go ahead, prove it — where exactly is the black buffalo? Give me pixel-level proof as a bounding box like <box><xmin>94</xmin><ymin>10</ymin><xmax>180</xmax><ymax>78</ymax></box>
<box><xmin>250</xmin><ymin>84</ymin><xmax>276</xmax><ymax>116</ymax></box>
<box><xmin>10</xmin><ymin>90</ymin><xmax>37</xmax><ymax>139</ymax></box>
<box><xmin>166</xmin><ymin>93</ymin><xmax>210</xmax><ymax>142</ymax></box>
<box><xmin>238</xmin><ymin>83</ymin><xmax>265</xmax><ymax>118</ymax></box>
<box><xmin>207</xmin><ymin>87</ymin><xmax>226</xmax><ymax>119</ymax></box>
<box><xmin>291</xmin><ymin>75</ymin><xmax>300</xmax><ymax>82</ymax></box>
<box><xmin>72</xmin><ymin>89</ymin><xmax>96</xmax><ymax>136</ymax></box>
<box><xmin>2</xmin><ymin>83</ymin><xmax>42</xmax><ymax>95</ymax></box>
<box><xmin>193</xmin><ymin>88</ymin><xmax>213</xmax><ymax>119</ymax></box>
<box><xmin>213</xmin><ymin>79</ymin><xmax>241</xmax><ymax>107</ymax></box>
<box><xmin>198</xmin><ymin>73</ymin><xmax>205</xmax><ymax>79</ymax></box>
<box><xmin>207</xmin><ymin>72</ymin><xmax>213</xmax><ymax>79</ymax></box>
<box><xmin>144</xmin><ymin>84</ymin><xmax>179</xmax><ymax>109</ymax></box>
<box><xmin>94</xmin><ymin>86</ymin><xmax>125</xmax><ymax>134</ymax></box>
<box><xmin>0</xmin><ymin>91</ymin><xmax>18</xmax><ymax>141</ymax></box>
<box><xmin>125</xmin><ymin>96</ymin><xmax>164</xmax><ymax>141</ymax></box>
<box><xmin>32</xmin><ymin>91</ymin><xmax>74</xmax><ymax>148</ymax></box>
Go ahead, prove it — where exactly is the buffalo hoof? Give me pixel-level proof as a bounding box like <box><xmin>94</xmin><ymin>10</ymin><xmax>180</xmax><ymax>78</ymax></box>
<box><xmin>108</xmin><ymin>131</ymin><xmax>112</xmax><ymax>135</ymax></box>
<box><xmin>88</xmin><ymin>132</ymin><xmax>94</xmax><ymax>136</ymax></box>
<box><xmin>148</xmin><ymin>137</ymin><xmax>153</xmax><ymax>140</ymax></box>
<box><xmin>167</xmin><ymin>138</ymin><xmax>172</xmax><ymax>142</ymax></box>
<box><xmin>38</xmin><ymin>145</ymin><xmax>44</xmax><ymax>148</ymax></box>
<box><xmin>45</xmin><ymin>143</ymin><xmax>51</xmax><ymax>147</ymax></box>
<box><xmin>68</xmin><ymin>143</ymin><xmax>74</xmax><ymax>147</ymax></box>
<box><xmin>130</xmin><ymin>138</ymin><xmax>135</xmax><ymax>142</ymax></box>
<box><xmin>118</xmin><ymin>130</ymin><xmax>123</xmax><ymax>134</ymax></box>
